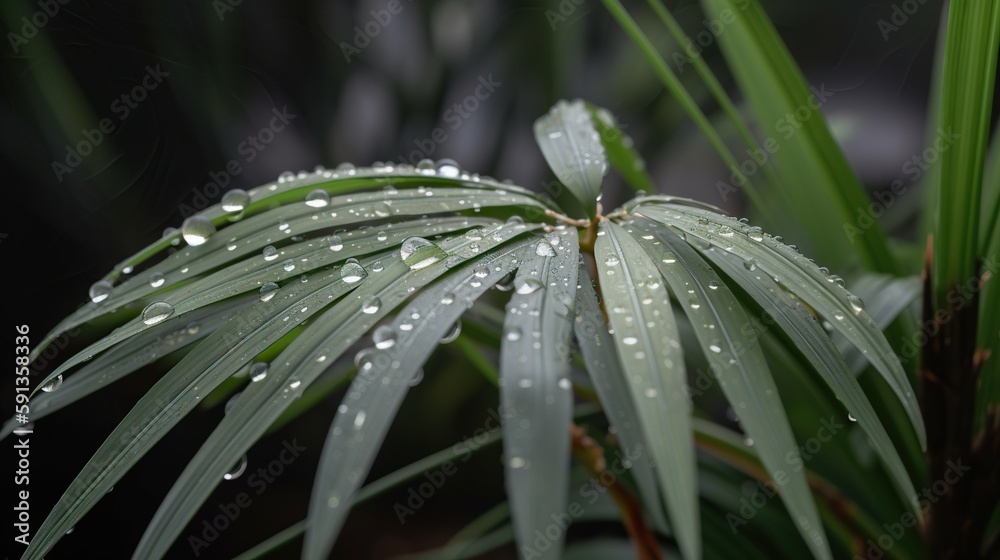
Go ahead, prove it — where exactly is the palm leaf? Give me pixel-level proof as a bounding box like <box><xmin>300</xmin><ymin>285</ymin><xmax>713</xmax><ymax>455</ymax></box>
<box><xmin>595</xmin><ymin>221</ymin><xmax>699</xmax><ymax>560</ymax></box>
<box><xmin>499</xmin><ymin>228</ymin><xmax>579</xmax><ymax>558</ymax></box>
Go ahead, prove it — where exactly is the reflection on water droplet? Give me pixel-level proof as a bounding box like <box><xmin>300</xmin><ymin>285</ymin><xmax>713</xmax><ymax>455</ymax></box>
<box><xmin>604</xmin><ymin>255</ymin><xmax>620</xmax><ymax>266</ymax></box>
<box><xmin>535</xmin><ymin>241</ymin><xmax>556</xmax><ymax>257</ymax></box>
<box><xmin>223</xmin><ymin>455</ymin><xmax>248</xmax><ymax>480</ymax></box>
<box><xmin>41</xmin><ymin>374</ymin><xmax>63</xmax><ymax>392</ymax></box>
<box><xmin>362</xmin><ymin>296</ymin><xmax>381</xmax><ymax>314</ymax></box>
<box><xmin>328</xmin><ymin>235</ymin><xmax>344</xmax><ymax>251</ymax></box>
<box><xmin>436</xmin><ymin>158</ymin><xmax>461</xmax><ymax>177</ymax></box>
<box><xmin>340</xmin><ymin>259</ymin><xmax>366</xmax><ymax>283</ymax></box>
<box><xmin>408</xmin><ymin>369</ymin><xmax>424</xmax><ymax>386</ymax></box>
<box><xmin>708</xmin><ymin>280</ymin><xmax>720</xmax><ymax>290</ymax></box>
<box><xmin>505</xmin><ymin>327</ymin><xmax>522</xmax><ymax>341</ymax></box>
<box><xmin>848</xmin><ymin>413</ymin><xmax>857</xmax><ymax>422</ymax></box>
<box><xmin>708</xmin><ymin>343</ymin><xmax>722</xmax><ymax>353</ymax></box>
<box><xmin>90</xmin><ymin>280</ymin><xmax>113</xmax><ymax>303</ymax></box>
<box><xmin>848</xmin><ymin>295</ymin><xmax>865</xmax><ymax>314</ymax></box>
<box><xmin>263</xmin><ymin>246</ymin><xmax>279</xmax><ymax>261</ymax></box>
<box><xmin>514</xmin><ymin>277</ymin><xmax>543</xmax><ymax>294</ymax></box>
<box><xmin>748</xmin><ymin>227</ymin><xmax>763</xmax><ymax>242</ymax></box>
<box><xmin>181</xmin><ymin>216</ymin><xmax>216</xmax><ymax>246</ymax></box>
<box><xmin>259</xmin><ymin>282</ymin><xmax>279</xmax><ymax>302</ymax></box>
<box><xmin>282</xmin><ymin>259</ymin><xmax>296</xmax><ymax>272</ymax></box>
<box><xmin>661</xmin><ymin>253</ymin><xmax>677</xmax><ymax>265</ymax></box>
<box><xmin>142</xmin><ymin>301</ymin><xmax>175</xmax><ymax>325</ymax></box>
<box><xmin>149</xmin><ymin>272</ymin><xmax>165</xmax><ymax>288</ymax></box>
<box><xmin>440</xmin><ymin>292</ymin><xmax>456</xmax><ymax>305</ymax></box>
<box><xmin>440</xmin><ymin>320</ymin><xmax>462</xmax><ymax>343</ymax></box>
<box><xmin>373</xmin><ymin>325</ymin><xmax>396</xmax><ymax>349</ymax></box>
<box><xmin>221</xmin><ymin>189</ymin><xmax>250</xmax><ymax>212</ymax></box>
<box><xmin>743</xmin><ymin>259</ymin><xmax>757</xmax><ymax>271</ymax></box>
<box><xmin>250</xmin><ymin>362</ymin><xmax>268</xmax><ymax>382</ymax></box>
<box><xmin>305</xmin><ymin>189</ymin><xmax>330</xmax><ymax>207</ymax></box>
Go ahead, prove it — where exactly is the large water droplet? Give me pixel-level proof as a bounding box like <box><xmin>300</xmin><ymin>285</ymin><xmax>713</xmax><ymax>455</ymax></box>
<box><xmin>373</xmin><ymin>325</ymin><xmax>396</xmax><ymax>349</ymax></box>
<box><xmin>223</xmin><ymin>455</ymin><xmax>248</xmax><ymax>480</ymax></box>
<box><xmin>440</xmin><ymin>292</ymin><xmax>456</xmax><ymax>305</ymax></box>
<box><xmin>278</xmin><ymin>170</ymin><xmax>295</xmax><ymax>182</ymax></box>
<box><xmin>250</xmin><ymin>362</ymin><xmax>268</xmax><ymax>382</ymax></box>
<box><xmin>148</xmin><ymin>272</ymin><xmax>165</xmax><ymax>288</ymax></box>
<box><xmin>259</xmin><ymin>282</ymin><xmax>279</xmax><ymax>302</ymax></box>
<box><xmin>90</xmin><ymin>280</ymin><xmax>113</xmax><ymax>303</ymax></box>
<box><xmin>440</xmin><ymin>320</ymin><xmax>462</xmax><ymax>343</ymax></box>
<box><xmin>743</xmin><ymin>259</ymin><xmax>757</xmax><ymax>271</ymax></box>
<box><xmin>535</xmin><ymin>241</ymin><xmax>556</xmax><ymax>257</ymax></box>
<box><xmin>514</xmin><ymin>277</ymin><xmax>543</xmax><ymax>294</ymax></box>
<box><xmin>436</xmin><ymin>158</ymin><xmax>461</xmax><ymax>177</ymax></box>
<box><xmin>661</xmin><ymin>252</ymin><xmax>677</xmax><ymax>265</ymax></box>
<box><xmin>142</xmin><ymin>301</ymin><xmax>175</xmax><ymax>325</ymax></box>
<box><xmin>505</xmin><ymin>326</ymin><xmax>522</xmax><ymax>341</ymax></box>
<box><xmin>41</xmin><ymin>374</ymin><xmax>63</xmax><ymax>392</ymax></box>
<box><xmin>221</xmin><ymin>189</ymin><xmax>250</xmax><ymax>212</ymax></box>
<box><xmin>305</xmin><ymin>189</ymin><xmax>330</xmax><ymax>207</ymax></box>
<box><xmin>340</xmin><ymin>259</ymin><xmax>366</xmax><ymax>283</ymax></box>
<box><xmin>747</xmin><ymin>227</ymin><xmax>764</xmax><ymax>242</ymax></box>
<box><xmin>362</xmin><ymin>296</ymin><xmax>381</xmax><ymax>314</ymax></box>
<box><xmin>848</xmin><ymin>295</ymin><xmax>865</xmax><ymax>315</ymax></box>
<box><xmin>282</xmin><ymin>259</ymin><xmax>296</xmax><ymax>272</ymax></box>
<box><xmin>400</xmin><ymin>237</ymin><xmax>447</xmax><ymax>269</ymax></box>
<box><xmin>181</xmin><ymin>216</ymin><xmax>216</xmax><ymax>246</ymax></box>
<box><xmin>328</xmin><ymin>235</ymin><xmax>344</xmax><ymax>251</ymax></box>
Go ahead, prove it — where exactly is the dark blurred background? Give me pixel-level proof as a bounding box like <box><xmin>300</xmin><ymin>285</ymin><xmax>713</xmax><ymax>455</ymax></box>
<box><xmin>2</xmin><ymin>0</ymin><xmax>943</xmax><ymax>558</ymax></box>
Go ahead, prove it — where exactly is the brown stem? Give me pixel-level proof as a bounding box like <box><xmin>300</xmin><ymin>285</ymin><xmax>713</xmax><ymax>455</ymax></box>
<box><xmin>571</xmin><ymin>423</ymin><xmax>664</xmax><ymax>560</ymax></box>
<box><xmin>919</xmin><ymin>235</ymin><xmax>998</xmax><ymax>559</ymax></box>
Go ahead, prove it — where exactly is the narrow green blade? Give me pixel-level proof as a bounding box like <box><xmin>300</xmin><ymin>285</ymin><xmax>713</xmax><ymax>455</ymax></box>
<box><xmin>534</xmin><ymin>99</ymin><xmax>607</xmax><ymax>219</ymax></box>
<box><xmin>499</xmin><ymin>229</ymin><xmax>579</xmax><ymax>558</ymax></box>
<box><xmin>637</xmin><ymin>203</ymin><xmax>926</xmax><ymax>449</ymax></box>
<box><xmin>595</xmin><ymin>221</ymin><xmax>699</xmax><ymax>560</ymax></box>
<box><xmin>23</xmin><ymin>259</ymin><xmax>367</xmax><ymax>560</ymax></box>
<box><xmin>628</xmin><ymin>221</ymin><xmax>831</xmax><ymax>560</ymax></box>
<box><xmin>699</xmin><ymin>0</ymin><xmax>897</xmax><ymax>274</ymax></box>
<box><xmin>931</xmin><ymin>0</ymin><xmax>1000</xmax><ymax>304</ymax></box>
<box><xmin>303</xmin><ymin>239</ymin><xmax>536</xmax><ymax>560</ymax></box>
<box><xmin>654</xmin><ymin>219</ymin><xmax>920</xmax><ymax>517</ymax></box>
<box><xmin>574</xmin><ymin>262</ymin><xmax>667</xmax><ymax>531</ymax></box>
<box><xmin>585</xmin><ymin>104</ymin><xmax>654</xmax><ymax>194</ymax></box>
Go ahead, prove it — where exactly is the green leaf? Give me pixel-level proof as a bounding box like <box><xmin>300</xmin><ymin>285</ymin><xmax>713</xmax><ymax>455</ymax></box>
<box><xmin>637</xmin><ymin>203</ymin><xmax>926</xmax><ymax>450</ymax></box>
<box><xmin>534</xmin><ymin>99</ymin><xmax>608</xmax><ymax>219</ymax></box>
<box><xmin>301</xmin><ymin>238</ymin><xmax>536</xmax><ymax>560</ymax></box>
<box><xmin>573</xmin><ymin>262</ymin><xmax>668</xmax><ymax>531</ymax></box>
<box><xmin>831</xmin><ymin>274</ymin><xmax>921</xmax><ymax>374</ymax></box>
<box><xmin>23</xmin><ymin>258</ymin><xmax>369</xmax><ymax>560</ymax></box>
<box><xmin>628</xmin><ymin>220</ymin><xmax>831</xmax><ymax>560</ymax></box>
<box><xmin>699</xmin><ymin>0</ymin><xmax>897</xmax><ymax>274</ymax></box>
<box><xmin>127</xmin><ymin>223</ymin><xmax>539</xmax><ymax>560</ymax></box>
<box><xmin>594</xmin><ymin>221</ymin><xmax>699</xmax><ymax>560</ymax></box>
<box><xmin>499</xmin><ymin>229</ymin><xmax>579</xmax><ymax>558</ymax></box>
<box><xmin>670</xmin><ymin>224</ymin><xmax>920</xmax><ymax>517</ymax></box>
<box><xmin>932</xmin><ymin>0</ymin><xmax>1000</xmax><ymax>305</ymax></box>
<box><xmin>584</xmin><ymin>104</ymin><xmax>655</xmax><ymax>194</ymax></box>
<box><xmin>1</xmin><ymin>300</ymin><xmax>238</xmax><ymax>439</ymax></box>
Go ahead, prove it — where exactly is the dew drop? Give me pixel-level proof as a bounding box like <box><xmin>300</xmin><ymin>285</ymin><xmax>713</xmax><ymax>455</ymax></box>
<box><xmin>748</xmin><ymin>227</ymin><xmax>764</xmax><ymax>242</ymax></box>
<box><xmin>440</xmin><ymin>320</ymin><xmax>462</xmax><ymax>343</ymax></box>
<box><xmin>328</xmin><ymin>235</ymin><xmax>344</xmax><ymax>251</ymax></box>
<box><xmin>142</xmin><ymin>301</ymin><xmax>175</xmax><ymax>325</ymax></box>
<box><xmin>708</xmin><ymin>280</ymin><xmax>720</xmax><ymax>290</ymax></box>
<box><xmin>282</xmin><ymin>259</ymin><xmax>296</xmax><ymax>272</ymax></box>
<box><xmin>440</xmin><ymin>292</ymin><xmax>456</xmax><ymax>305</ymax></box>
<box><xmin>250</xmin><ymin>362</ymin><xmax>268</xmax><ymax>382</ymax></box>
<box><xmin>505</xmin><ymin>326</ymin><xmax>522</xmax><ymax>341</ymax></box>
<box><xmin>221</xmin><ymin>189</ymin><xmax>250</xmax><ymax>212</ymax></box>
<box><xmin>604</xmin><ymin>255</ymin><xmax>620</xmax><ymax>266</ymax></box>
<box><xmin>181</xmin><ymin>216</ymin><xmax>216</xmax><ymax>246</ymax></box>
<box><xmin>263</xmin><ymin>245</ymin><xmax>279</xmax><ymax>261</ymax></box>
<box><xmin>340</xmin><ymin>259</ymin><xmax>366</xmax><ymax>283</ymax></box>
<box><xmin>372</xmin><ymin>325</ymin><xmax>396</xmax><ymax>349</ymax></box>
<box><xmin>362</xmin><ymin>296</ymin><xmax>381</xmax><ymax>314</ymax></box>
<box><xmin>259</xmin><ymin>282</ymin><xmax>279</xmax><ymax>302</ymax></box>
<box><xmin>535</xmin><ymin>241</ymin><xmax>556</xmax><ymax>257</ymax></box>
<box><xmin>848</xmin><ymin>295</ymin><xmax>865</xmax><ymax>315</ymax></box>
<box><xmin>708</xmin><ymin>343</ymin><xmax>722</xmax><ymax>353</ymax></box>
<box><xmin>223</xmin><ymin>455</ymin><xmax>248</xmax><ymax>480</ymax></box>
<box><xmin>743</xmin><ymin>259</ymin><xmax>757</xmax><ymax>271</ymax></box>
<box><xmin>436</xmin><ymin>158</ymin><xmax>461</xmax><ymax>177</ymax></box>
<box><xmin>278</xmin><ymin>170</ymin><xmax>295</xmax><ymax>182</ymax></box>
<box><xmin>661</xmin><ymin>252</ymin><xmax>677</xmax><ymax>264</ymax></box>
<box><xmin>89</xmin><ymin>280</ymin><xmax>113</xmax><ymax>303</ymax></box>
<box><xmin>514</xmin><ymin>277</ymin><xmax>543</xmax><ymax>294</ymax></box>
<box><xmin>41</xmin><ymin>374</ymin><xmax>63</xmax><ymax>392</ymax></box>
<box><xmin>148</xmin><ymin>272</ymin><xmax>165</xmax><ymax>288</ymax></box>
<box><xmin>305</xmin><ymin>189</ymin><xmax>330</xmax><ymax>207</ymax></box>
